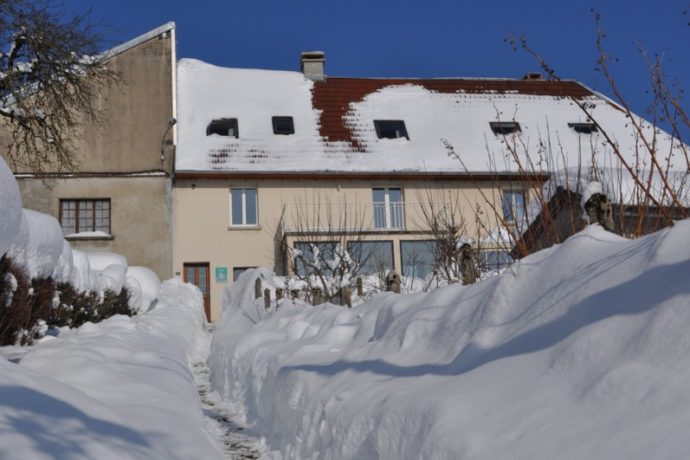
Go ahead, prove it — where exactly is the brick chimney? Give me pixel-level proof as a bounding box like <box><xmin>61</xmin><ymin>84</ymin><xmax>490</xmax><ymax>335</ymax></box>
<box><xmin>300</xmin><ymin>51</ymin><xmax>325</xmax><ymax>81</ymax></box>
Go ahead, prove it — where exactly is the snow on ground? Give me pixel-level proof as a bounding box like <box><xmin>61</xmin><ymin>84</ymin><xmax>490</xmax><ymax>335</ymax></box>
<box><xmin>0</xmin><ymin>278</ymin><xmax>225</xmax><ymax>460</ymax></box>
<box><xmin>210</xmin><ymin>220</ymin><xmax>690</xmax><ymax>459</ymax></box>
<box><xmin>191</xmin><ymin>325</ymin><xmax>266</xmax><ymax>460</ymax></box>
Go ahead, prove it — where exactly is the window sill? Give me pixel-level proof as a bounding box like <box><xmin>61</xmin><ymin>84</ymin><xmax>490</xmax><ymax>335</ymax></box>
<box><xmin>373</xmin><ymin>227</ymin><xmax>406</xmax><ymax>232</ymax></box>
<box><xmin>65</xmin><ymin>234</ymin><xmax>114</xmax><ymax>241</ymax></box>
<box><xmin>227</xmin><ymin>225</ymin><xmax>262</xmax><ymax>231</ymax></box>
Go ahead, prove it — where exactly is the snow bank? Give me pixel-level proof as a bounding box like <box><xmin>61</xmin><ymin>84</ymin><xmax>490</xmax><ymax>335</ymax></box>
<box><xmin>6</xmin><ymin>209</ymin><xmax>65</xmax><ymax>279</ymax></box>
<box><xmin>69</xmin><ymin>249</ymin><xmax>97</xmax><ymax>292</ymax></box>
<box><xmin>0</xmin><ymin>278</ymin><xmax>222</xmax><ymax>459</ymax></box>
<box><xmin>0</xmin><ymin>156</ymin><xmax>22</xmax><ymax>256</ymax></box>
<box><xmin>125</xmin><ymin>266</ymin><xmax>161</xmax><ymax>313</ymax></box>
<box><xmin>210</xmin><ymin>220</ymin><xmax>690</xmax><ymax>459</ymax></box>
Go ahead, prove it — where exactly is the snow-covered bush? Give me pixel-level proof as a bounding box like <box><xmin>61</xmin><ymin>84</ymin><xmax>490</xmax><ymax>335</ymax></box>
<box><xmin>0</xmin><ymin>156</ymin><xmax>22</xmax><ymax>257</ymax></box>
<box><xmin>0</xmin><ymin>160</ymin><xmax>152</xmax><ymax>344</ymax></box>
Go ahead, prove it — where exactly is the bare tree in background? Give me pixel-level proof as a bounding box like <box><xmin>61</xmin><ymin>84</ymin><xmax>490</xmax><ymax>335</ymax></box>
<box><xmin>438</xmin><ymin>12</ymin><xmax>689</xmax><ymax>262</ymax></box>
<box><xmin>282</xmin><ymin>196</ymin><xmax>379</xmax><ymax>304</ymax></box>
<box><xmin>504</xmin><ymin>12</ymin><xmax>688</xmax><ymax>238</ymax></box>
<box><xmin>0</xmin><ymin>0</ymin><xmax>116</xmax><ymax>173</ymax></box>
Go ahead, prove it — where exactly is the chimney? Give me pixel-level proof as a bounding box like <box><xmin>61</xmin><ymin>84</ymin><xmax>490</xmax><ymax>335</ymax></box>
<box><xmin>300</xmin><ymin>51</ymin><xmax>325</xmax><ymax>81</ymax></box>
<box><xmin>522</xmin><ymin>72</ymin><xmax>543</xmax><ymax>81</ymax></box>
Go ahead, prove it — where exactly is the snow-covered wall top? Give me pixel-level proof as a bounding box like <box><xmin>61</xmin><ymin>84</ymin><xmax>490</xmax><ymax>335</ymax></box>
<box><xmin>176</xmin><ymin>58</ymin><xmax>686</xmax><ymax>175</ymax></box>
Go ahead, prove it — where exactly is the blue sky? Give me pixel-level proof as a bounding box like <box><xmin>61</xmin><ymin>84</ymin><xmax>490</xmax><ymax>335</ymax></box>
<box><xmin>67</xmin><ymin>0</ymin><xmax>689</xmax><ymax>121</ymax></box>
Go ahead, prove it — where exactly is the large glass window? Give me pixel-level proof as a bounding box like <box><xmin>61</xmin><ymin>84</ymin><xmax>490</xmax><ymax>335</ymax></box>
<box><xmin>60</xmin><ymin>199</ymin><xmax>110</xmax><ymax>235</ymax></box>
<box><xmin>502</xmin><ymin>189</ymin><xmax>526</xmax><ymax>224</ymax></box>
<box><xmin>479</xmin><ymin>250</ymin><xmax>513</xmax><ymax>272</ymax></box>
<box><xmin>373</xmin><ymin>187</ymin><xmax>404</xmax><ymax>229</ymax></box>
<box><xmin>293</xmin><ymin>241</ymin><xmax>337</xmax><ymax>276</ymax></box>
<box><xmin>347</xmin><ymin>241</ymin><xmax>394</xmax><ymax>275</ymax></box>
<box><xmin>400</xmin><ymin>240</ymin><xmax>437</xmax><ymax>279</ymax></box>
<box><xmin>230</xmin><ymin>188</ymin><xmax>258</xmax><ymax>226</ymax></box>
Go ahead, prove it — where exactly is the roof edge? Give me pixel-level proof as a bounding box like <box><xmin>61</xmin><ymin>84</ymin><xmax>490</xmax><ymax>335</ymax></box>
<box><xmin>103</xmin><ymin>22</ymin><xmax>176</xmax><ymax>60</ymax></box>
<box><xmin>175</xmin><ymin>170</ymin><xmax>551</xmax><ymax>181</ymax></box>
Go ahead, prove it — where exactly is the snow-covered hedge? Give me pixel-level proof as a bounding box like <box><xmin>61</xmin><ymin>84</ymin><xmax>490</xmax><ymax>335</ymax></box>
<box><xmin>210</xmin><ymin>220</ymin><xmax>690</xmax><ymax>459</ymax></box>
<box><xmin>0</xmin><ymin>157</ymin><xmax>22</xmax><ymax>257</ymax></box>
<box><xmin>0</xmin><ymin>278</ymin><xmax>222</xmax><ymax>459</ymax></box>
<box><xmin>0</xmin><ymin>163</ymin><xmax>160</xmax><ymax>344</ymax></box>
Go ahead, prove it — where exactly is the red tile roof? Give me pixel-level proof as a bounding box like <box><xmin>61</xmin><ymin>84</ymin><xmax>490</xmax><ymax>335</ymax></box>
<box><xmin>311</xmin><ymin>78</ymin><xmax>593</xmax><ymax>148</ymax></box>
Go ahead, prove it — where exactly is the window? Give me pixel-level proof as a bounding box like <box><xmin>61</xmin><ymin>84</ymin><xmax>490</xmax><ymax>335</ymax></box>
<box><xmin>230</xmin><ymin>188</ymin><xmax>258</xmax><ymax>226</ymax></box>
<box><xmin>347</xmin><ymin>241</ymin><xmax>394</xmax><ymax>275</ymax></box>
<box><xmin>490</xmin><ymin>121</ymin><xmax>521</xmax><ymax>135</ymax></box>
<box><xmin>374</xmin><ymin>120</ymin><xmax>409</xmax><ymax>139</ymax></box>
<box><xmin>568</xmin><ymin>122</ymin><xmax>597</xmax><ymax>134</ymax></box>
<box><xmin>206</xmin><ymin>118</ymin><xmax>239</xmax><ymax>137</ymax></box>
<box><xmin>293</xmin><ymin>241</ymin><xmax>337</xmax><ymax>276</ymax></box>
<box><xmin>60</xmin><ymin>199</ymin><xmax>110</xmax><ymax>235</ymax></box>
<box><xmin>502</xmin><ymin>190</ymin><xmax>526</xmax><ymax>224</ymax></box>
<box><xmin>233</xmin><ymin>267</ymin><xmax>257</xmax><ymax>281</ymax></box>
<box><xmin>372</xmin><ymin>188</ymin><xmax>404</xmax><ymax>229</ymax></box>
<box><xmin>272</xmin><ymin>116</ymin><xmax>295</xmax><ymax>135</ymax></box>
<box><xmin>479</xmin><ymin>250</ymin><xmax>513</xmax><ymax>272</ymax></box>
<box><xmin>400</xmin><ymin>240</ymin><xmax>437</xmax><ymax>279</ymax></box>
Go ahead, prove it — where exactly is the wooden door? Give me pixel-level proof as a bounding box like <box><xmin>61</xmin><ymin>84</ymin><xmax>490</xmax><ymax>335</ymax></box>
<box><xmin>183</xmin><ymin>262</ymin><xmax>211</xmax><ymax>321</ymax></box>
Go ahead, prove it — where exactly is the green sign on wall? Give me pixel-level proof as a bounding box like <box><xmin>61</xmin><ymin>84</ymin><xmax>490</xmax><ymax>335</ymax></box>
<box><xmin>215</xmin><ymin>267</ymin><xmax>228</xmax><ymax>283</ymax></box>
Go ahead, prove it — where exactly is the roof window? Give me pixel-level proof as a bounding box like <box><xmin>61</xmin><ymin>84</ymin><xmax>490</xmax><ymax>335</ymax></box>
<box><xmin>272</xmin><ymin>116</ymin><xmax>295</xmax><ymax>135</ymax></box>
<box><xmin>490</xmin><ymin>121</ymin><xmax>521</xmax><ymax>135</ymax></box>
<box><xmin>568</xmin><ymin>122</ymin><xmax>598</xmax><ymax>134</ymax></box>
<box><xmin>374</xmin><ymin>120</ymin><xmax>409</xmax><ymax>140</ymax></box>
<box><xmin>207</xmin><ymin>118</ymin><xmax>238</xmax><ymax>137</ymax></box>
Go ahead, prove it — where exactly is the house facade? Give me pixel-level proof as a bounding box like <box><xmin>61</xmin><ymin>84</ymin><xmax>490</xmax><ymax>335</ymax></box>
<box><xmin>0</xmin><ymin>23</ymin><xmax>177</xmax><ymax>280</ymax></box>
<box><xmin>171</xmin><ymin>53</ymin><xmax>656</xmax><ymax>321</ymax></box>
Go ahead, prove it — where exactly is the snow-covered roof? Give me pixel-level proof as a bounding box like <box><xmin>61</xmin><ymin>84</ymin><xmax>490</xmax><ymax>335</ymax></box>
<box><xmin>176</xmin><ymin>58</ymin><xmax>687</xmax><ymax>176</ymax></box>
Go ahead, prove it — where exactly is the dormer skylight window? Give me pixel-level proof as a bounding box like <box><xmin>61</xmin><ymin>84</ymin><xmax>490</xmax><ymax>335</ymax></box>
<box><xmin>207</xmin><ymin>118</ymin><xmax>239</xmax><ymax>137</ymax></box>
<box><xmin>374</xmin><ymin>120</ymin><xmax>409</xmax><ymax>140</ymax></box>
<box><xmin>272</xmin><ymin>116</ymin><xmax>295</xmax><ymax>135</ymax></box>
<box><xmin>490</xmin><ymin>121</ymin><xmax>521</xmax><ymax>135</ymax></box>
<box><xmin>568</xmin><ymin>122</ymin><xmax>598</xmax><ymax>134</ymax></box>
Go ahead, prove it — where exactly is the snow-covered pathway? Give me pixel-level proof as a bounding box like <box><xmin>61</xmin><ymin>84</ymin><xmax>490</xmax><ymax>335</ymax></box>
<box><xmin>192</xmin><ymin>327</ymin><xmax>265</xmax><ymax>460</ymax></box>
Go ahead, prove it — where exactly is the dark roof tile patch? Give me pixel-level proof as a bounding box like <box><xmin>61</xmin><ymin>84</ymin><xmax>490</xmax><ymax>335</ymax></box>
<box><xmin>311</xmin><ymin>77</ymin><xmax>593</xmax><ymax>148</ymax></box>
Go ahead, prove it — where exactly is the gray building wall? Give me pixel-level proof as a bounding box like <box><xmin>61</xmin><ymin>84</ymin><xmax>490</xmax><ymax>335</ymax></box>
<box><xmin>1</xmin><ymin>25</ymin><xmax>176</xmax><ymax>280</ymax></box>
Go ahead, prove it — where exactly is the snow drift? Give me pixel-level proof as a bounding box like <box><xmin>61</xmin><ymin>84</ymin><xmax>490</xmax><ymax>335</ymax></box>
<box><xmin>210</xmin><ymin>220</ymin><xmax>690</xmax><ymax>459</ymax></box>
<box><xmin>0</xmin><ymin>156</ymin><xmax>22</xmax><ymax>257</ymax></box>
<box><xmin>0</xmin><ymin>278</ymin><xmax>222</xmax><ymax>460</ymax></box>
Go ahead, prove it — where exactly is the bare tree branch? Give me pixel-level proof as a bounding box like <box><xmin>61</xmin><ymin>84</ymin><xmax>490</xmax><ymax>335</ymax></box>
<box><xmin>0</xmin><ymin>0</ymin><xmax>117</xmax><ymax>173</ymax></box>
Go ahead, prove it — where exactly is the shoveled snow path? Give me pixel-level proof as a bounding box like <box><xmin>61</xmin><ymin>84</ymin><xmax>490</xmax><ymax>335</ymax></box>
<box><xmin>193</xmin><ymin>326</ymin><xmax>265</xmax><ymax>460</ymax></box>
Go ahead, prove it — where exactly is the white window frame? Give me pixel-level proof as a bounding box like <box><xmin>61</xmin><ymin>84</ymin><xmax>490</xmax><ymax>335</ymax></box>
<box><xmin>229</xmin><ymin>188</ymin><xmax>259</xmax><ymax>227</ymax></box>
<box><xmin>372</xmin><ymin>187</ymin><xmax>405</xmax><ymax>230</ymax></box>
<box><xmin>501</xmin><ymin>188</ymin><xmax>527</xmax><ymax>225</ymax></box>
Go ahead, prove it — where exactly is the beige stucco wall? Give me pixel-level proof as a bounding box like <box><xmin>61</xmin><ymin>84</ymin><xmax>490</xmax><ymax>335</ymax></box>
<box><xmin>19</xmin><ymin>176</ymin><xmax>172</xmax><ymax>279</ymax></box>
<box><xmin>173</xmin><ymin>177</ymin><xmax>522</xmax><ymax>321</ymax></box>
